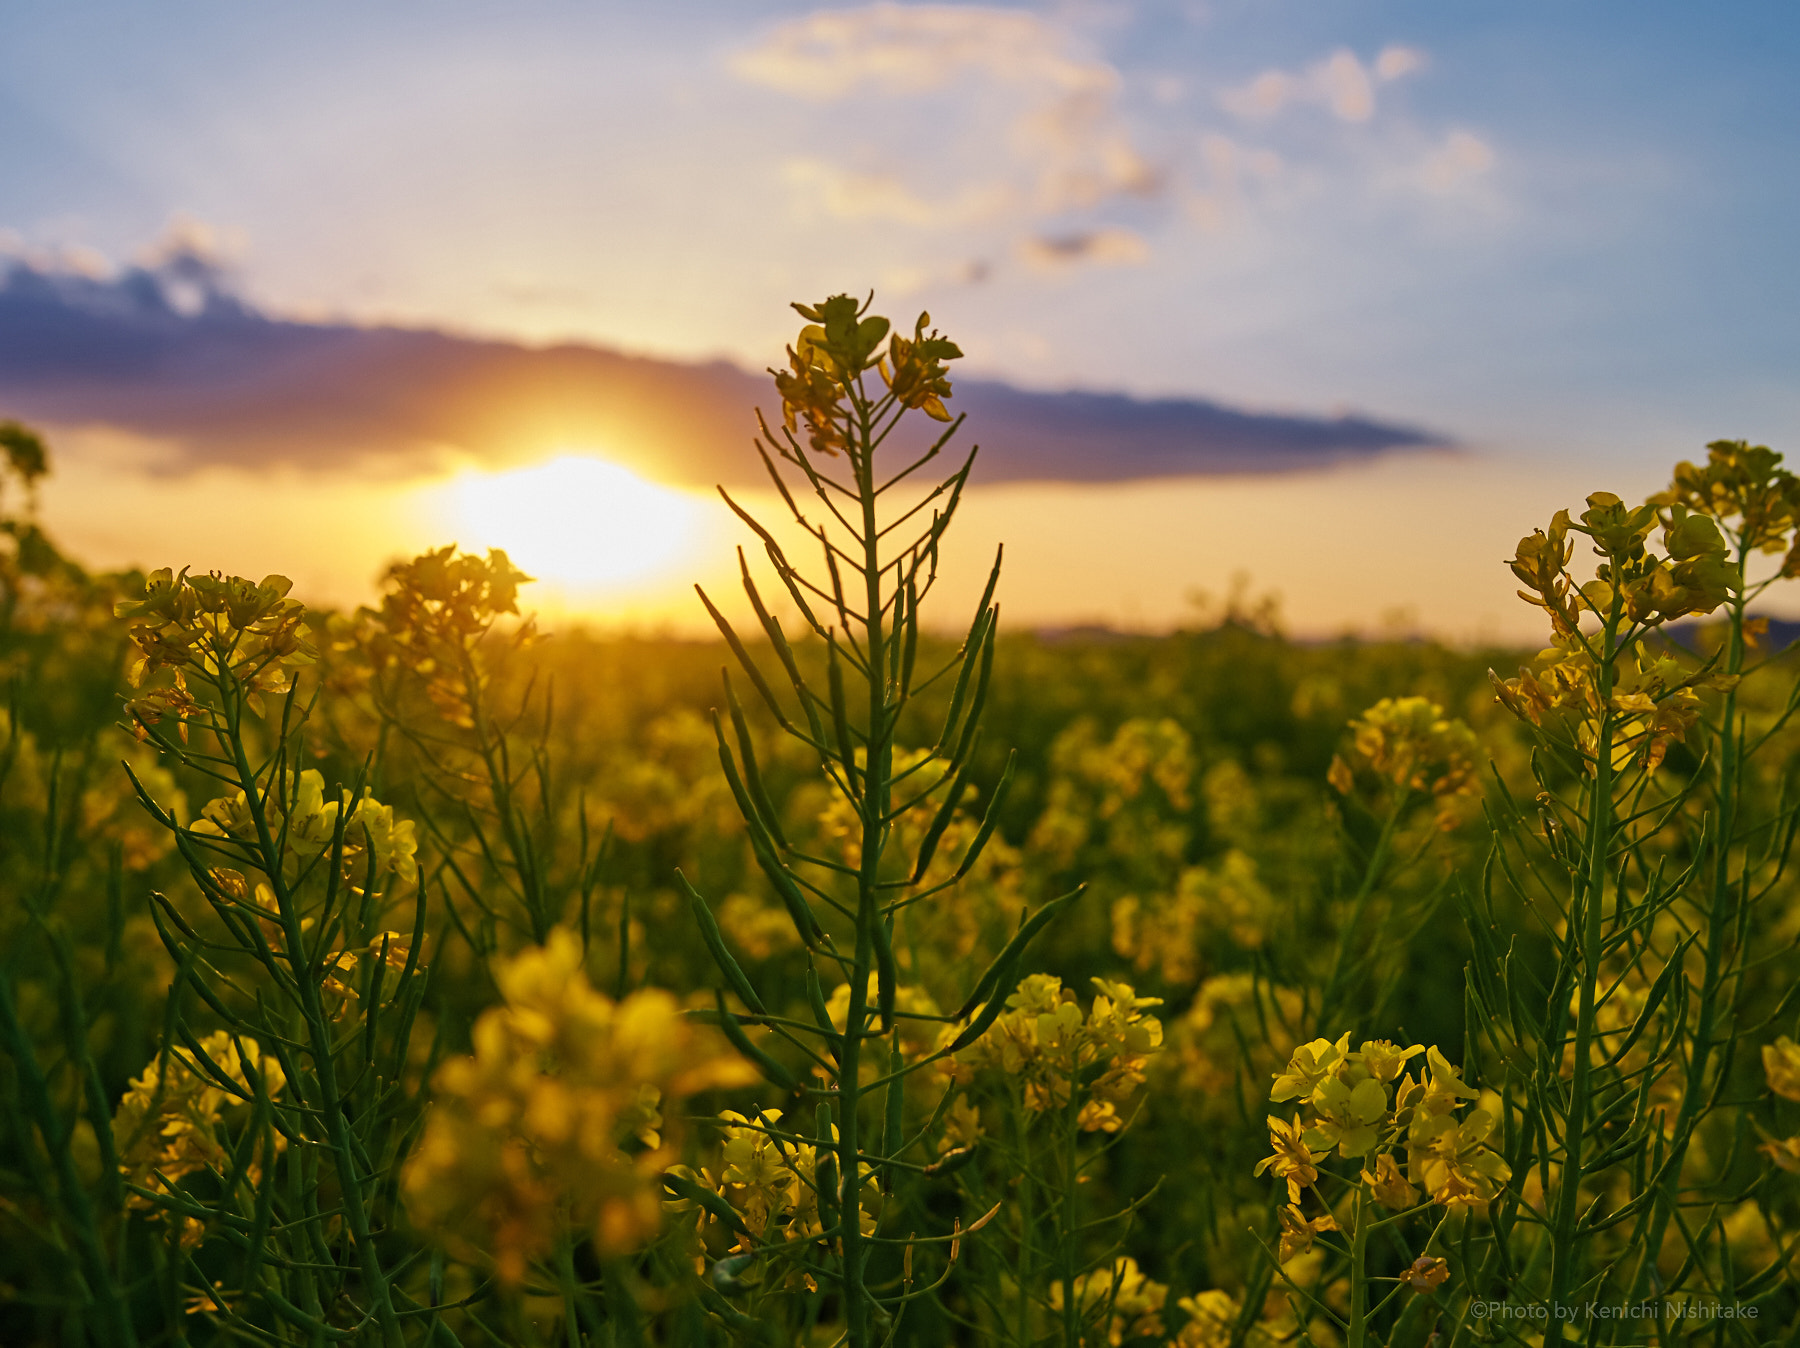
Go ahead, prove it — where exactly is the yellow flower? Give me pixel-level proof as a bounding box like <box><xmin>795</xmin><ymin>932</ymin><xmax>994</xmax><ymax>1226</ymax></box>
<box><xmin>1271</xmin><ymin>1035</ymin><xmax>1349</xmax><ymax>1103</ymax></box>
<box><xmin>1417</xmin><ymin>1046</ymin><xmax>1481</xmax><ymax>1115</ymax></box>
<box><xmin>1255</xmin><ymin>1115</ymin><xmax>1325</xmax><ymax>1202</ymax></box>
<box><xmin>1362</xmin><ymin>1151</ymin><xmax>1420</xmax><ymax>1211</ymax></box>
<box><xmin>718</xmin><ymin>1111</ymin><xmax>799</xmax><ymax>1238</ymax></box>
<box><xmin>366</xmin><ymin>931</ymin><xmax>416</xmax><ymax>970</ymax></box>
<box><xmin>1764</xmin><ymin>1037</ymin><xmax>1800</xmax><ymax>1102</ymax></box>
<box><xmin>1356</xmin><ymin>1040</ymin><xmax>1424</xmax><ymax>1084</ymax></box>
<box><xmin>939</xmin><ymin>1095</ymin><xmax>982</xmax><ymax>1154</ymax></box>
<box><xmin>1112</xmin><ymin>851</ymin><xmax>1272</xmax><ymax>985</ymax></box>
<box><xmin>113</xmin><ymin>1030</ymin><xmax>287</xmax><ymax>1225</ymax></box>
<box><xmin>957</xmin><ymin>974</ymin><xmax>1163</xmax><ymax>1131</ymax></box>
<box><xmin>1050</xmin><ymin>1256</ymin><xmax>1167</xmax><ymax>1347</ymax></box>
<box><xmin>1653</xmin><ymin>440</ymin><xmax>1800</xmax><ymax>557</ymax></box>
<box><xmin>1326</xmin><ymin>754</ymin><xmax>1355</xmax><ymax>796</ymax></box>
<box><xmin>191</xmin><ymin>770</ymin><xmax>417</xmax><ymax>888</ymax></box>
<box><xmin>1277</xmin><ymin>1203</ymin><xmax>1340</xmax><ymax>1261</ymax></box>
<box><xmin>117</xmin><ymin>567</ymin><xmax>313</xmax><ymax>692</ymax></box>
<box><xmin>1174</xmin><ymin>1290</ymin><xmax>1240</xmax><ymax>1348</ymax></box>
<box><xmin>1407</xmin><ymin>1107</ymin><xmax>1512</xmax><ymax>1210</ymax></box>
<box><xmin>1304</xmin><ymin>1074</ymin><xmax>1388</xmax><ymax>1158</ymax></box>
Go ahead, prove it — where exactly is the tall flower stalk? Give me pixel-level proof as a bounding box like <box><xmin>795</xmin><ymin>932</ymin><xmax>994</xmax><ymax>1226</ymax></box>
<box><xmin>684</xmin><ymin>295</ymin><xmax>1076</xmax><ymax>1345</ymax></box>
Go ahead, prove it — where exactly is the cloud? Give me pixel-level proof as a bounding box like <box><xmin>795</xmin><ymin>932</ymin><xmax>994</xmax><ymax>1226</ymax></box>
<box><xmin>1220</xmin><ymin>45</ymin><xmax>1423</xmax><ymax>124</ymax></box>
<box><xmin>782</xmin><ymin>158</ymin><xmax>1011</xmax><ymax>226</ymax></box>
<box><xmin>1375</xmin><ymin>46</ymin><xmax>1426</xmax><ymax>82</ymax></box>
<box><xmin>1018</xmin><ymin>226</ymin><xmax>1149</xmax><ymax>269</ymax></box>
<box><xmin>0</xmin><ymin>253</ymin><xmax>1449</xmax><ymax>487</ymax></box>
<box><xmin>735</xmin><ymin>5</ymin><xmax>1157</xmax><ymax>252</ymax></box>
<box><xmin>1416</xmin><ymin>129</ymin><xmax>1495</xmax><ymax>193</ymax></box>
<box><xmin>1185</xmin><ymin>133</ymin><xmax>1283</xmax><ymax>231</ymax></box>
<box><xmin>731</xmin><ymin>3</ymin><xmax>1109</xmax><ymax>100</ymax></box>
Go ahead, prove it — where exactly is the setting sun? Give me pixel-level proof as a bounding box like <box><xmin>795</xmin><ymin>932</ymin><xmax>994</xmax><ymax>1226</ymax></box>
<box><xmin>445</xmin><ymin>455</ymin><xmax>709</xmax><ymax>590</ymax></box>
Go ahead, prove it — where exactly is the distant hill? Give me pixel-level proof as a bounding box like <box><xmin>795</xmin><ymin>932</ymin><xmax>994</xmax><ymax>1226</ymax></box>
<box><xmin>0</xmin><ymin>250</ymin><xmax>1451</xmax><ymax>488</ymax></box>
<box><xmin>1661</xmin><ymin>615</ymin><xmax>1800</xmax><ymax>654</ymax></box>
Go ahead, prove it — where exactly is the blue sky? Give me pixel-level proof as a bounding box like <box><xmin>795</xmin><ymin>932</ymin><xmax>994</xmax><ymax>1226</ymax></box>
<box><xmin>2</xmin><ymin>2</ymin><xmax>1797</xmax><ymax>635</ymax></box>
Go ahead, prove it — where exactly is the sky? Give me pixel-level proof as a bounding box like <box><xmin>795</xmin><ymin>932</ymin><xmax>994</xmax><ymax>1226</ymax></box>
<box><xmin>2</xmin><ymin>1</ymin><xmax>1797</xmax><ymax>641</ymax></box>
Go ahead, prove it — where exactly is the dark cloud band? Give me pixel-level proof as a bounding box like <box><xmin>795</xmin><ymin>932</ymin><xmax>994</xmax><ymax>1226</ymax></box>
<box><xmin>0</xmin><ymin>255</ymin><xmax>1447</xmax><ymax>485</ymax></box>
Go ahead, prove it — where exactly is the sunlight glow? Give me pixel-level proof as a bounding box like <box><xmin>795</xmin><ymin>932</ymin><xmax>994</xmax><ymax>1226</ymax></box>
<box><xmin>448</xmin><ymin>455</ymin><xmax>705</xmax><ymax>589</ymax></box>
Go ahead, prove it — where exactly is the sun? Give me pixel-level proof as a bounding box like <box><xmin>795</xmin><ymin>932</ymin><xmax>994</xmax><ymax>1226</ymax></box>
<box><xmin>446</xmin><ymin>455</ymin><xmax>707</xmax><ymax>589</ymax></box>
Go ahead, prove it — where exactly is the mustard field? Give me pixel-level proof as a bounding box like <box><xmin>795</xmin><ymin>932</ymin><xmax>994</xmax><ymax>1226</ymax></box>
<box><xmin>2</xmin><ymin>299</ymin><xmax>1799</xmax><ymax>1346</ymax></box>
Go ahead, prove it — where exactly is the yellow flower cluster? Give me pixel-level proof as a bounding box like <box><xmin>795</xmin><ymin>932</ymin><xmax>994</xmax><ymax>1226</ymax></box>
<box><xmin>347</xmin><ymin>545</ymin><xmax>533</xmax><ymax>728</ymax></box>
<box><xmin>117</xmin><ymin>568</ymin><xmax>315</xmax><ymax>734</ymax></box>
<box><xmin>1173</xmin><ymin>1289</ymin><xmax>1239</xmax><ymax>1347</ymax></box>
<box><xmin>1328</xmin><ymin>696</ymin><xmax>1481</xmax><ymax>829</ymax></box>
<box><xmin>1652</xmin><ymin>439</ymin><xmax>1800</xmax><ymax>563</ymax></box>
<box><xmin>113</xmin><ymin>1030</ymin><xmax>287</xmax><ymax>1243</ymax></box>
<box><xmin>951</xmin><ymin>974</ymin><xmax>1163</xmax><ymax>1133</ymax></box>
<box><xmin>1170</xmin><ymin>1287</ymin><xmax>1305</xmax><ymax>1347</ymax></box>
<box><xmin>1256</xmin><ymin>1035</ymin><xmax>1511</xmax><ymax>1248</ymax></box>
<box><xmin>1028</xmin><ymin>717</ymin><xmax>1195</xmax><ymax>882</ymax></box>
<box><xmin>1111</xmin><ymin>850</ymin><xmax>1271</xmax><ymax>987</ymax></box>
<box><xmin>204</xmin><ymin>863</ymin><xmax>416</xmax><ymax>1011</ymax></box>
<box><xmin>193</xmin><ymin>769</ymin><xmax>418</xmax><ymax>888</ymax></box>
<box><xmin>403</xmin><ymin>929</ymin><xmax>755</xmax><ymax>1284</ymax></box>
<box><xmin>1049</xmin><ymin>1256</ymin><xmax>1167</xmax><ymax>1346</ymax></box>
<box><xmin>1492</xmin><ymin>481</ymin><xmax>1764</xmax><ymax>773</ymax></box>
<box><xmin>772</xmin><ymin>296</ymin><xmax>963</xmax><ymax>456</ymax></box>
<box><xmin>666</xmin><ymin>1109</ymin><xmax>881</xmax><ymax>1288</ymax></box>
<box><xmin>1494</xmin><ymin>642</ymin><xmax>1721</xmax><ymax>775</ymax></box>
<box><xmin>1510</xmin><ymin>493</ymin><xmax>1730</xmax><ymax>640</ymax></box>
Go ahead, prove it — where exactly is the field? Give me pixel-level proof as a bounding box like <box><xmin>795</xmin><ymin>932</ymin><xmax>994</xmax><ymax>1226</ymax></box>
<box><xmin>3</xmin><ymin>301</ymin><xmax>1800</xmax><ymax>1346</ymax></box>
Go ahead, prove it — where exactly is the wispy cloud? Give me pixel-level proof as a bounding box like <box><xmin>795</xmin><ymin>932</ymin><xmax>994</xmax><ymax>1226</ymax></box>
<box><xmin>734</xmin><ymin>4</ymin><xmax>1157</xmax><ymax>248</ymax></box>
<box><xmin>1415</xmin><ymin>129</ymin><xmax>1496</xmax><ymax>193</ymax></box>
<box><xmin>732</xmin><ymin>3</ymin><xmax>1105</xmax><ymax>98</ymax></box>
<box><xmin>782</xmin><ymin>158</ymin><xmax>1011</xmax><ymax>226</ymax></box>
<box><xmin>1184</xmin><ymin>132</ymin><xmax>1284</xmax><ymax>231</ymax></box>
<box><xmin>1206</xmin><ymin>44</ymin><xmax>1498</xmax><ymax>216</ymax></box>
<box><xmin>1219</xmin><ymin>45</ymin><xmax>1425</xmax><ymax>124</ymax></box>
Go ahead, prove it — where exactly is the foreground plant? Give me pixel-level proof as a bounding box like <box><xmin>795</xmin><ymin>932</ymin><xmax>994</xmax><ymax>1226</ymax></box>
<box><xmin>676</xmin><ymin>294</ymin><xmax>1085</xmax><ymax>1345</ymax></box>
<box><xmin>1250</xmin><ymin>1033</ymin><xmax>1498</xmax><ymax>1345</ymax></box>
<box><xmin>113</xmin><ymin>568</ymin><xmax>431</xmax><ymax>1343</ymax></box>
<box><xmin>1467</xmin><ymin>445</ymin><xmax>1800</xmax><ymax>1340</ymax></box>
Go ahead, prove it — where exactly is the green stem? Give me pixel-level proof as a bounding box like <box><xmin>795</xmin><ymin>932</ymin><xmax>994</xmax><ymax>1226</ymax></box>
<box><xmin>1321</xmin><ymin>793</ymin><xmax>1410</xmax><ymax>1024</ymax></box>
<box><xmin>1060</xmin><ymin>1104</ymin><xmax>1079</xmax><ymax>1348</ymax></box>
<box><xmin>1543</xmin><ymin>592</ymin><xmax>1621</xmax><ymax>1346</ymax></box>
<box><xmin>1627</xmin><ymin>538</ymin><xmax>1751</xmax><ymax>1301</ymax></box>
<box><xmin>461</xmin><ymin>643</ymin><xmax>548</xmax><ymax>943</ymax></box>
<box><xmin>1347</xmin><ymin>1185</ymin><xmax>1369</xmax><ymax>1348</ymax></box>
<box><xmin>222</xmin><ymin>678</ymin><xmax>405</xmax><ymax>1348</ymax></box>
<box><xmin>1017</xmin><ymin>1107</ymin><xmax>1034</xmax><ymax>1348</ymax></box>
<box><xmin>0</xmin><ymin>973</ymin><xmax>139</xmax><ymax>1347</ymax></box>
<box><xmin>837</xmin><ymin>385</ymin><xmax>889</xmax><ymax>1348</ymax></box>
<box><xmin>556</xmin><ymin>1231</ymin><xmax>583</xmax><ymax>1348</ymax></box>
